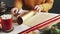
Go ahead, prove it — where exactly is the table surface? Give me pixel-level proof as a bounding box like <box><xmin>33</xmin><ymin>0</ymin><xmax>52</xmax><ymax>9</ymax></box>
<box><xmin>0</xmin><ymin>12</ymin><xmax>60</xmax><ymax>34</ymax></box>
<box><xmin>0</xmin><ymin>23</ymin><xmax>30</xmax><ymax>34</ymax></box>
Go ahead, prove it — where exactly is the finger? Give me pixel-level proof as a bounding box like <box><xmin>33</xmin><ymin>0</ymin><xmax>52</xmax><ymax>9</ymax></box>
<box><xmin>11</xmin><ymin>8</ymin><xmax>15</xmax><ymax>15</ymax></box>
<box><xmin>34</xmin><ymin>5</ymin><xmax>39</xmax><ymax>10</ymax></box>
<box><xmin>18</xmin><ymin>9</ymin><xmax>22</xmax><ymax>14</ymax></box>
<box><xmin>15</xmin><ymin>8</ymin><xmax>19</xmax><ymax>14</ymax></box>
<box><xmin>17</xmin><ymin>14</ymin><xmax>21</xmax><ymax>18</ymax></box>
<box><xmin>17</xmin><ymin>12</ymin><xmax>25</xmax><ymax>17</ymax></box>
<box><xmin>11</xmin><ymin>8</ymin><xmax>18</xmax><ymax>15</ymax></box>
<box><xmin>34</xmin><ymin>5</ymin><xmax>41</xmax><ymax>13</ymax></box>
<box><xmin>36</xmin><ymin>7</ymin><xmax>40</xmax><ymax>11</ymax></box>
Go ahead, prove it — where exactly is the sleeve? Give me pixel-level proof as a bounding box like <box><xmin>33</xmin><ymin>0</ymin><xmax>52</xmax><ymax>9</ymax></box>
<box><xmin>39</xmin><ymin>0</ymin><xmax>54</xmax><ymax>12</ymax></box>
<box><xmin>14</xmin><ymin>0</ymin><xmax>23</xmax><ymax>9</ymax></box>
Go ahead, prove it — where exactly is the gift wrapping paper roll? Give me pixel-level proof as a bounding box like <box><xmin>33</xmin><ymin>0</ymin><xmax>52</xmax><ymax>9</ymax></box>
<box><xmin>13</xmin><ymin>10</ymin><xmax>36</xmax><ymax>25</ymax></box>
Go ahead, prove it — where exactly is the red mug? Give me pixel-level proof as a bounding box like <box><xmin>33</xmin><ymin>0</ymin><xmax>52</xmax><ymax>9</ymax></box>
<box><xmin>1</xmin><ymin>14</ymin><xmax>13</xmax><ymax>32</ymax></box>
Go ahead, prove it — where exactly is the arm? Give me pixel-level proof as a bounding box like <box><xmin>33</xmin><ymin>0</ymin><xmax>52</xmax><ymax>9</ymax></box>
<box><xmin>39</xmin><ymin>0</ymin><xmax>54</xmax><ymax>12</ymax></box>
<box><xmin>14</xmin><ymin>0</ymin><xmax>23</xmax><ymax>9</ymax></box>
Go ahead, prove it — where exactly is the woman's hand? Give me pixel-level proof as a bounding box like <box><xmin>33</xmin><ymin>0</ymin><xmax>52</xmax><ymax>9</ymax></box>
<box><xmin>34</xmin><ymin>5</ymin><xmax>42</xmax><ymax>13</ymax></box>
<box><xmin>11</xmin><ymin>8</ymin><xmax>18</xmax><ymax>16</ymax></box>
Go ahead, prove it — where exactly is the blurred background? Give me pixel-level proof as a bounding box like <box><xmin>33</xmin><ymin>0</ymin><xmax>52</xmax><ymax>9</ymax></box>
<box><xmin>0</xmin><ymin>0</ymin><xmax>60</xmax><ymax>14</ymax></box>
<box><xmin>49</xmin><ymin>0</ymin><xmax>60</xmax><ymax>14</ymax></box>
<box><xmin>0</xmin><ymin>0</ymin><xmax>14</xmax><ymax>7</ymax></box>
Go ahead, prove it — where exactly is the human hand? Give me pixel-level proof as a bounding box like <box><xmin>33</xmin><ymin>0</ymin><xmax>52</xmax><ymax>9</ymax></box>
<box><xmin>11</xmin><ymin>8</ymin><xmax>18</xmax><ymax>16</ymax></box>
<box><xmin>34</xmin><ymin>5</ymin><xmax>42</xmax><ymax>13</ymax></box>
<box><xmin>17</xmin><ymin>9</ymin><xmax>28</xmax><ymax>18</ymax></box>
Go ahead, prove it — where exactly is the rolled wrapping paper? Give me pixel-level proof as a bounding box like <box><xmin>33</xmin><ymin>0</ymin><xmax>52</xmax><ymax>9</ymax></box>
<box><xmin>13</xmin><ymin>10</ymin><xmax>36</xmax><ymax>25</ymax></box>
<box><xmin>21</xmin><ymin>11</ymin><xmax>36</xmax><ymax>22</ymax></box>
